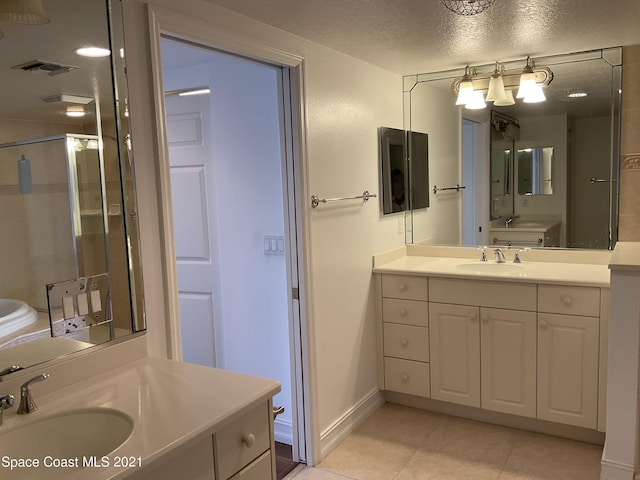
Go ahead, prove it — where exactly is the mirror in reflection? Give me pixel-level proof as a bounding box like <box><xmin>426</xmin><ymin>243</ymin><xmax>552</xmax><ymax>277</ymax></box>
<box><xmin>0</xmin><ymin>0</ymin><xmax>144</xmax><ymax>375</ymax></box>
<box><xmin>518</xmin><ymin>147</ymin><xmax>554</xmax><ymax>195</ymax></box>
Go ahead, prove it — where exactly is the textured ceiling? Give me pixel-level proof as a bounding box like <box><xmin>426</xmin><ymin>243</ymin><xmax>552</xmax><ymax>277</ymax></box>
<box><xmin>204</xmin><ymin>0</ymin><xmax>640</xmax><ymax>75</ymax></box>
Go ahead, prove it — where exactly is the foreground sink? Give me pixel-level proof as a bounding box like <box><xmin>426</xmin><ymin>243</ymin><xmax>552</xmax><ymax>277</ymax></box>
<box><xmin>455</xmin><ymin>262</ymin><xmax>528</xmax><ymax>275</ymax></box>
<box><xmin>1</xmin><ymin>408</ymin><xmax>133</xmax><ymax>478</ymax></box>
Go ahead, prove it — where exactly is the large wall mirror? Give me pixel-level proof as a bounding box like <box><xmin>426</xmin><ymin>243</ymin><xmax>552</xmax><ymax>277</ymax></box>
<box><xmin>0</xmin><ymin>0</ymin><xmax>145</xmax><ymax>377</ymax></box>
<box><xmin>403</xmin><ymin>48</ymin><xmax>622</xmax><ymax>250</ymax></box>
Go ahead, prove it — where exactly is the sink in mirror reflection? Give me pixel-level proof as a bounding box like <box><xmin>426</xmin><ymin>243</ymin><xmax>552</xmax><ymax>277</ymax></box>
<box><xmin>0</xmin><ymin>408</ymin><xmax>133</xmax><ymax>478</ymax></box>
<box><xmin>0</xmin><ymin>300</ymin><xmax>37</xmax><ymax>337</ymax></box>
<box><xmin>455</xmin><ymin>262</ymin><xmax>528</xmax><ymax>274</ymax></box>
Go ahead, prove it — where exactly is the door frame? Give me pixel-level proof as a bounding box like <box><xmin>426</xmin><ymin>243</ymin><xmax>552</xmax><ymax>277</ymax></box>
<box><xmin>146</xmin><ymin>4</ymin><xmax>318</xmax><ymax>464</ymax></box>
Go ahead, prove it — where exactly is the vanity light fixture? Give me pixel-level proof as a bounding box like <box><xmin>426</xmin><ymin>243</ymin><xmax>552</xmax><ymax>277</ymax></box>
<box><xmin>455</xmin><ymin>67</ymin><xmax>475</xmax><ymax>106</ymax></box>
<box><xmin>0</xmin><ymin>0</ymin><xmax>49</xmax><ymax>24</ymax></box>
<box><xmin>451</xmin><ymin>56</ymin><xmax>553</xmax><ymax>108</ymax></box>
<box><xmin>485</xmin><ymin>62</ymin><xmax>508</xmax><ymax>103</ymax></box>
<box><xmin>441</xmin><ymin>0</ymin><xmax>495</xmax><ymax>16</ymax></box>
<box><xmin>516</xmin><ymin>57</ymin><xmax>537</xmax><ymax>99</ymax></box>
<box><xmin>75</xmin><ymin>47</ymin><xmax>111</xmax><ymax>58</ymax></box>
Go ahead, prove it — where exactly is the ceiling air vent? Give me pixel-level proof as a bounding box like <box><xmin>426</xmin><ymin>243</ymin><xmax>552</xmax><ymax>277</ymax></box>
<box><xmin>11</xmin><ymin>59</ymin><xmax>78</xmax><ymax>76</ymax></box>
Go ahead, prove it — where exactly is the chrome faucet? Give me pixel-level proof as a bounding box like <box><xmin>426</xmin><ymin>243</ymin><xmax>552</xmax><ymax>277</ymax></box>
<box><xmin>494</xmin><ymin>248</ymin><xmax>506</xmax><ymax>263</ymax></box>
<box><xmin>476</xmin><ymin>246</ymin><xmax>487</xmax><ymax>262</ymax></box>
<box><xmin>505</xmin><ymin>215</ymin><xmax>520</xmax><ymax>227</ymax></box>
<box><xmin>0</xmin><ymin>393</ymin><xmax>15</xmax><ymax>425</ymax></box>
<box><xmin>17</xmin><ymin>373</ymin><xmax>49</xmax><ymax>415</ymax></box>
<box><xmin>514</xmin><ymin>247</ymin><xmax>530</xmax><ymax>263</ymax></box>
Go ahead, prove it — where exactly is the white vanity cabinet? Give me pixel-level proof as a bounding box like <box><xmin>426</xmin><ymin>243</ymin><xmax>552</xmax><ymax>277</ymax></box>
<box><xmin>377</xmin><ymin>272</ymin><xmax>608</xmax><ymax>432</ymax></box>
<box><xmin>537</xmin><ymin>285</ymin><xmax>601</xmax><ymax>429</ymax></box>
<box><xmin>380</xmin><ymin>275</ymin><xmax>430</xmax><ymax>398</ymax></box>
<box><xmin>127</xmin><ymin>400</ymin><xmax>276</xmax><ymax>480</ymax></box>
<box><xmin>429</xmin><ymin>278</ymin><xmax>537</xmax><ymax>417</ymax></box>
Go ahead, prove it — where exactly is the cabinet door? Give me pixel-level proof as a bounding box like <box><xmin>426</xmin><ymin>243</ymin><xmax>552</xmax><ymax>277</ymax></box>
<box><xmin>537</xmin><ymin>313</ymin><xmax>599</xmax><ymax>429</ymax></box>
<box><xmin>429</xmin><ymin>303</ymin><xmax>480</xmax><ymax>407</ymax></box>
<box><xmin>480</xmin><ymin>308</ymin><xmax>537</xmax><ymax>418</ymax></box>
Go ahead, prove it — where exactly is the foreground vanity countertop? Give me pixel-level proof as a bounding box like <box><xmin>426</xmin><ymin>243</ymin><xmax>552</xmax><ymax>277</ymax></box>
<box><xmin>373</xmin><ymin>247</ymin><xmax>611</xmax><ymax>287</ymax></box>
<box><xmin>0</xmin><ymin>356</ymin><xmax>281</xmax><ymax>480</ymax></box>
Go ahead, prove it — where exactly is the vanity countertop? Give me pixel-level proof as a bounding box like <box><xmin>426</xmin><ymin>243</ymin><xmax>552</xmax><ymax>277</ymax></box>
<box><xmin>0</xmin><ymin>356</ymin><xmax>281</xmax><ymax>479</ymax></box>
<box><xmin>373</xmin><ymin>249</ymin><xmax>610</xmax><ymax>287</ymax></box>
<box><xmin>489</xmin><ymin>219</ymin><xmax>561</xmax><ymax>233</ymax></box>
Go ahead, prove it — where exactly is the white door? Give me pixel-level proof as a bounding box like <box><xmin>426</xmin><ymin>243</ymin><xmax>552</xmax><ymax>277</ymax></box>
<box><xmin>429</xmin><ymin>303</ymin><xmax>480</xmax><ymax>407</ymax></box>
<box><xmin>161</xmin><ymin>39</ymin><xmax>302</xmax><ymax>455</ymax></box>
<box><xmin>166</xmin><ymin>93</ymin><xmax>218</xmax><ymax>367</ymax></box>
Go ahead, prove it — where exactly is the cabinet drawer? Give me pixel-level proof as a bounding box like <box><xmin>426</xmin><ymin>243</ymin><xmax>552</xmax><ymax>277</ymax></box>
<box><xmin>429</xmin><ymin>277</ymin><xmax>536</xmax><ymax>311</ymax></box>
<box><xmin>381</xmin><ymin>275</ymin><xmax>428</xmax><ymax>301</ymax></box>
<box><xmin>383</xmin><ymin>323</ymin><xmax>429</xmax><ymax>361</ymax></box>
<box><xmin>216</xmin><ymin>403</ymin><xmax>270</xmax><ymax>480</ymax></box>
<box><xmin>538</xmin><ymin>285</ymin><xmax>600</xmax><ymax>317</ymax></box>
<box><xmin>382</xmin><ymin>298</ymin><xmax>428</xmax><ymax>326</ymax></box>
<box><xmin>229</xmin><ymin>451</ymin><xmax>272</xmax><ymax>480</ymax></box>
<box><xmin>384</xmin><ymin>357</ymin><xmax>430</xmax><ymax>398</ymax></box>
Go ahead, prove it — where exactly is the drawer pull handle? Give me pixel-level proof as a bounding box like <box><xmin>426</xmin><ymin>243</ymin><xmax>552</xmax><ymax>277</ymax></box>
<box><xmin>401</xmin><ymin>338</ymin><xmax>409</xmax><ymax>347</ymax></box>
<box><xmin>481</xmin><ymin>314</ymin><xmax>489</xmax><ymax>324</ymax></box>
<box><xmin>243</xmin><ymin>433</ymin><xmax>256</xmax><ymax>448</ymax></box>
<box><xmin>398</xmin><ymin>283</ymin><xmax>407</xmax><ymax>292</ymax></box>
<box><xmin>399</xmin><ymin>308</ymin><xmax>408</xmax><ymax>317</ymax></box>
<box><xmin>539</xmin><ymin>320</ymin><xmax>548</xmax><ymax>329</ymax></box>
<box><xmin>401</xmin><ymin>374</ymin><xmax>409</xmax><ymax>383</ymax></box>
<box><xmin>563</xmin><ymin>296</ymin><xmax>573</xmax><ymax>307</ymax></box>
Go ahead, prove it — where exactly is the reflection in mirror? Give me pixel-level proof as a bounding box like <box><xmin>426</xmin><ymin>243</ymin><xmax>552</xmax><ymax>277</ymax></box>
<box><xmin>490</xmin><ymin>111</ymin><xmax>518</xmax><ymax>219</ymax></box>
<box><xmin>0</xmin><ymin>0</ymin><xmax>145</xmax><ymax>376</ymax></box>
<box><xmin>518</xmin><ymin>147</ymin><xmax>554</xmax><ymax>195</ymax></box>
<box><xmin>379</xmin><ymin>127</ymin><xmax>429</xmax><ymax>214</ymax></box>
<box><xmin>403</xmin><ymin>48</ymin><xmax>622</xmax><ymax>250</ymax></box>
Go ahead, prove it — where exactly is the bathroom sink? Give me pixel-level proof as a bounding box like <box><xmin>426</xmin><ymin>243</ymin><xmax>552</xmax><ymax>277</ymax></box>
<box><xmin>0</xmin><ymin>299</ymin><xmax>38</xmax><ymax>337</ymax></box>
<box><xmin>455</xmin><ymin>262</ymin><xmax>528</xmax><ymax>275</ymax></box>
<box><xmin>0</xmin><ymin>408</ymin><xmax>133</xmax><ymax>478</ymax></box>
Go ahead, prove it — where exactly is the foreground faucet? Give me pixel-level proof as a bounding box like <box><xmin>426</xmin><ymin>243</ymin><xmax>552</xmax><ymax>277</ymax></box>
<box><xmin>17</xmin><ymin>373</ymin><xmax>49</xmax><ymax>415</ymax></box>
<box><xmin>0</xmin><ymin>393</ymin><xmax>14</xmax><ymax>425</ymax></box>
<box><xmin>514</xmin><ymin>247</ymin><xmax>530</xmax><ymax>263</ymax></box>
<box><xmin>494</xmin><ymin>248</ymin><xmax>506</xmax><ymax>263</ymax></box>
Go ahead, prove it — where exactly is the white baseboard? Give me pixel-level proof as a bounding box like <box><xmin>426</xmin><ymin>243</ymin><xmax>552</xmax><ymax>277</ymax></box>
<box><xmin>600</xmin><ymin>457</ymin><xmax>635</xmax><ymax>480</ymax></box>
<box><xmin>319</xmin><ymin>388</ymin><xmax>385</xmax><ymax>461</ymax></box>
<box><xmin>275</xmin><ymin>417</ymin><xmax>293</xmax><ymax>445</ymax></box>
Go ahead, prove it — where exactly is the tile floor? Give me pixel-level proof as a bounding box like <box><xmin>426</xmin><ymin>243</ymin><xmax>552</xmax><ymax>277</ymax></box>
<box><xmin>287</xmin><ymin>403</ymin><xmax>603</xmax><ymax>480</ymax></box>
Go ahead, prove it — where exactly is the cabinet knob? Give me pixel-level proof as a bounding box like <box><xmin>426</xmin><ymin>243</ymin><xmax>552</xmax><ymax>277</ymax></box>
<box><xmin>470</xmin><ymin>312</ymin><xmax>477</xmax><ymax>322</ymax></box>
<box><xmin>401</xmin><ymin>338</ymin><xmax>409</xmax><ymax>347</ymax></box>
<box><xmin>398</xmin><ymin>283</ymin><xmax>407</xmax><ymax>292</ymax></box>
<box><xmin>539</xmin><ymin>320</ymin><xmax>548</xmax><ymax>329</ymax></box>
<box><xmin>243</xmin><ymin>433</ymin><xmax>256</xmax><ymax>448</ymax></box>
<box><xmin>399</xmin><ymin>308</ymin><xmax>408</xmax><ymax>317</ymax></box>
<box><xmin>401</xmin><ymin>374</ymin><xmax>409</xmax><ymax>383</ymax></box>
<box><xmin>563</xmin><ymin>296</ymin><xmax>573</xmax><ymax>307</ymax></box>
<box><xmin>481</xmin><ymin>314</ymin><xmax>489</xmax><ymax>324</ymax></box>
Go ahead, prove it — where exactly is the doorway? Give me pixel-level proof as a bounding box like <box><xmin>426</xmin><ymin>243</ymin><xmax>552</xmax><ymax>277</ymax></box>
<box><xmin>159</xmin><ymin>36</ymin><xmax>305</xmax><ymax>473</ymax></box>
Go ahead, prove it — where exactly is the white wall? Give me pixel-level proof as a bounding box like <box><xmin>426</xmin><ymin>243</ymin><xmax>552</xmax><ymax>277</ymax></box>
<box><xmin>123</xmin><ymin>0</ymin><xmax>404</xmax><ymax>461</ymax></box>
<box><xmin>409</xmin><ymin>81</ymin><xmax>462</xmax><ymax>245</ymax></box>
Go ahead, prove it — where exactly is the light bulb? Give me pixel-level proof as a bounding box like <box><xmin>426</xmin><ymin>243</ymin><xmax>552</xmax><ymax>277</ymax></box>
<box><xmin>493</xmin><ymin>89</ymin><xmax>515</xmax><ymax>106</ymax></box>
<box><xmin>465</xmin><ymin>90</ymin><xmax>486</xmax><ymax>110</ymax></box>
